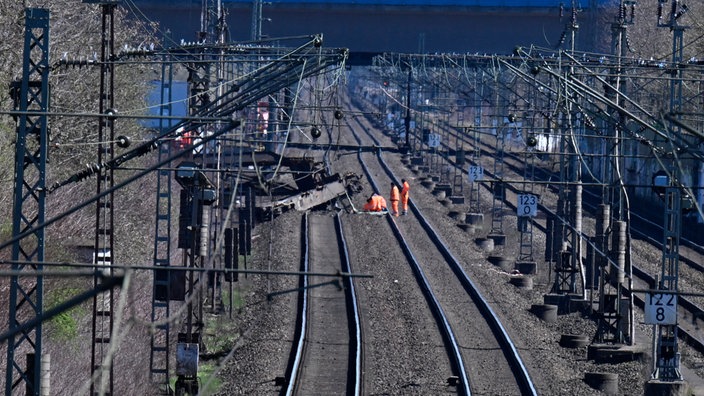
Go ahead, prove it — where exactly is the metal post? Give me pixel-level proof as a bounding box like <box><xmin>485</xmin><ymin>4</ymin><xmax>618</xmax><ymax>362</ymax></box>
<box><xmin>149</xmin><ymin>49</ymin><xmax>174</xmax><ymax>390</ymax></box>
<box><xmin>653</xmin><ymin>187</ymin><xmax>682</xmax><ymax>380</ymax></box>
<box><xmin>90</xmin><ymin>2</ymin><xmax>118</xmax><ymax>394</ymax></box>
<box><xmin>6</xmin><ymin>8</ymin><xmax>49</xmax><ymax>396</ymax></box>
<box><xmin>651</xmin><ymin>0</ymin><xmax>688</xmax><ymax>381</ymax></box>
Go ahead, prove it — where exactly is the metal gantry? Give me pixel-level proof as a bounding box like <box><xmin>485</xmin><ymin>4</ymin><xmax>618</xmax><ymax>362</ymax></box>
<box><xmin>5</xmin><ymin>8</ymin><xmax>50</xmax><ymax>396</ymax></box>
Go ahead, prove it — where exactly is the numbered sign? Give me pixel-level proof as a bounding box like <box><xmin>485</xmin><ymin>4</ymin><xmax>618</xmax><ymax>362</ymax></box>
<box><xmin>468</xmin><ymin>166</ymin><xmax>483</xmax><ymax>182</ymax></box>
<box><xmin>428</xmin><ymin>133</ymin><xmax>441</xmax><ymax>148</ymax></box>
<box><xmin>517</xmin><ymin>194</ymin><xmax>538</xmax><ymax>217</ymax></box>
<box><xmin>645</xmin><ymin>292</ymin><xmax>677</xmax><ymax>325</ymax></box>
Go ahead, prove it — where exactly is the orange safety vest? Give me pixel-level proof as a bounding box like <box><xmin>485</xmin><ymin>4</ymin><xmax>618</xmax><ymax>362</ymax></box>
<box><xmin>401</xmin><ymin>181</ymin><xmax>410</xmax><ymax>199</ymax></box>
<box><xmin>377</xmin><ymin>195</ymin><xmax>387</xmax><ymax>210</ymax></box>
<box><xmin>390</xmin><ymin>185</ymin><xmax>400</xmax><ymax>202</ymax></box>
<box><xmin>363</xmin><ymin>195</ymin><xmax>387</xmax><ymax>211</ymax></box>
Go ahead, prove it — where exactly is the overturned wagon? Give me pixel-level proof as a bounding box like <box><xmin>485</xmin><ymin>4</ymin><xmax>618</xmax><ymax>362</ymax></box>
<box><xmin>205</xmin><ymin>151</ymin><xmax>363</xmax><ymax>219</ymax></box>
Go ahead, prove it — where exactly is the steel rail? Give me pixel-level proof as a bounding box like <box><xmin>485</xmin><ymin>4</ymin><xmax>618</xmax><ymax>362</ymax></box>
<box><xmin>335</xmin><ymin>212</ymin><xmax>364</xmax><ymax>396</ymax></box>
<box><xmin>283</xmin><ymin>212</ymin><xmax>310</xmax><ymax>396</ymax></box>
<box><xmin>283</xmin><ymin>210</ymin><xmax>363</xmax><ymax>395</ymax></box>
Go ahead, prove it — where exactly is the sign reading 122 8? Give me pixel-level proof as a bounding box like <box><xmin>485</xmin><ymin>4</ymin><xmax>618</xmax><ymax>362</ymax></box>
<box><xmin>645</xmin><ymin>292</ymin><xmax>677</xmax><ymax>325</ymax></box>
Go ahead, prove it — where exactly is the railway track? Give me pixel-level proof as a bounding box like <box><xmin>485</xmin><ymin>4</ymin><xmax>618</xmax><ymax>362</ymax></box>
<box><xmin>283</xmin><ymin>211</ymin><xmax>363</xmax><ymax>395</ymax></box>
<box><xmin>352</xmin><ymin>93</ymin><xmax>704</xmax><ymax>357</ymax></box>
<box><xmin>423</xmin><ymin>110</ymin><xmax>704</xmax><ymax>355</ymax></box>
<box><xmin>345</xmin><ymin>108</ymin><xmax>538</xmax><ymax>395</ymax></box>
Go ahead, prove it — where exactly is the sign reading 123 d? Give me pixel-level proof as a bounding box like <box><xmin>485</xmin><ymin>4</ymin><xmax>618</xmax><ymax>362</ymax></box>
<box><xmin>645</xmin><ymin>292</ymin><xmax>677</xmax><ymax>325</ymax></box>
<box><xmin>517</xmin><ymin>194</ymin><xmax>538</xmax><ymax>217</ymax></box>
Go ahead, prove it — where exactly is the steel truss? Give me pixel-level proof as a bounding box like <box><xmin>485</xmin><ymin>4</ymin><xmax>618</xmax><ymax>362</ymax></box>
<box><xmin>90</xmin><ymin>1</ymin><xmax>119</xmax><ymax>395</ymax></box>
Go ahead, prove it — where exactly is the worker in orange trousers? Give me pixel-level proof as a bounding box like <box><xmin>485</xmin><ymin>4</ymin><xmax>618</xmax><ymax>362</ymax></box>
<box><xmin>401</xmin><ymin>178</ymin><xmax>410</xmax><ymax>215</ymax></box>
<box><xmin>390</xmin><ymin>182</ymin><xmax>400</xmax><ymax>216</ymax></box>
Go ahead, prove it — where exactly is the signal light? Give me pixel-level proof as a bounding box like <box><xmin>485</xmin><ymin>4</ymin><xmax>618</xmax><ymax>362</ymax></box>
<box><xmin>508</xmin><ymin>114</ymin><xmax>516</xmax><ymax>123</ymax></box>
<box><xmin>334</xmin><ymin>109</ymin><xmax>344</xmax><ymax>120</ymax></box>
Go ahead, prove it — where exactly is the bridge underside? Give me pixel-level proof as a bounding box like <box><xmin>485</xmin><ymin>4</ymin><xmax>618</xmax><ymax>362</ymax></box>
<box><xmin>135</xmin><ymin>4</ymin><xmax>601</xmax><ymax>54</ymax></box>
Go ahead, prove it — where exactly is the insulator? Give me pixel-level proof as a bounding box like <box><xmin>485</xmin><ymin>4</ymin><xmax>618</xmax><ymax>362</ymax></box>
<box><xmin>613</xmin><ymin>221</ymin><xmax>627</xmax><ymax>284</ymax></box>
<box><xmin>105</xmin><ymin>108</ymin><xmax>118</xmax><ymax>120</ymax></box>
<box><xmin>116</xmin><ymin>135</ymin><xmax>131</xmax><ymax>148</ymax></box>
<box><xmin>557</xmin><ymin>32</ymin><xmax>566</xmax><ymax>47</ymax></box>
<box><xmin>310</xmin><ymin>126</ymin><xmax>321</xmax><ymax>139</ymax></box>
<box><xmin>625</xmin><ymin>32</ymin><xmax>634</xmax><ymax>51</ymax></box>
<box><xmin>675</xmin><ymin>4</ymin><xmax>688</xmax><ymax>19</ymax></box>
<box><xmin>526</xmin><ymin>135</ymin><xmax>538</xmax><ymax>147</ymax></box>
<box><xmin>619</xmin><ymin>3</ymin><xmax>626</xmax><ymax>20</ymax></box>
<box><xmin>199</xmin><ymin>209</ymin><xmax>209</xmax><ymax>257</ymax></box>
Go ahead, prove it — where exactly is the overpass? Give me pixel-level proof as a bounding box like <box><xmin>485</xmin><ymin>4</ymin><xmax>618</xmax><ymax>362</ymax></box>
<box><xmin>130</xmin><ymin>0</ymin><xmax>607</xmax><ymax>54</ymax></box>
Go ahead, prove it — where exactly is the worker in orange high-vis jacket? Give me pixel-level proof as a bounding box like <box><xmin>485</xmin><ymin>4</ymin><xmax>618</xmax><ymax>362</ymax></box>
<box><xmin>363</xmin><ymin>193</ymin><xmax>387</xmax><ymax>212</ymax></box>
<box><xmin>401</xmin><ymin>178</ymin><xmax>410</xmax><ymax>215</ymax></box>
<box><xmin>377</xmin><ymin>195</ymin><xmax>387</xmax><ymax>211</ymax></box>
<box><xmin>390</xmin><ymin>182</ymin><xmax>400</xmax><ymax>216</ymax></box>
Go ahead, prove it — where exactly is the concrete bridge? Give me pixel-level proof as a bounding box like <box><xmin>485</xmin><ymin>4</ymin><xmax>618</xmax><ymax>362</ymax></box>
<box><xmin>131</xmin><ymin>0</ymin><xmax>606</xmax><ymax>54</ymax></box>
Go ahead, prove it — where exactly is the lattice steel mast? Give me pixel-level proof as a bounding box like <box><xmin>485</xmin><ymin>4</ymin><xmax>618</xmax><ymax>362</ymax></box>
<box><xmin>149</xmin><ymin>46</ymin><xmax>175</xmax><ymax>391</ymax></box>
<box><xmin>594</xmin><ymin>0</ymin><xmax>636</xmax><ymax>346</ymax></box>
<box><xmin>88</xmin><ymin>1</ymin><xmax>119</xmax><ymax>394</ymax></box>
<box><xmin>651</xmin><ymin>0</ymin><xmax>689</xmax><ymax>382</ymax></box>
<box><xmin>5</xmin><ymin>8</ymin><xmax>50</xmax><ymax>395</ymax></box>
